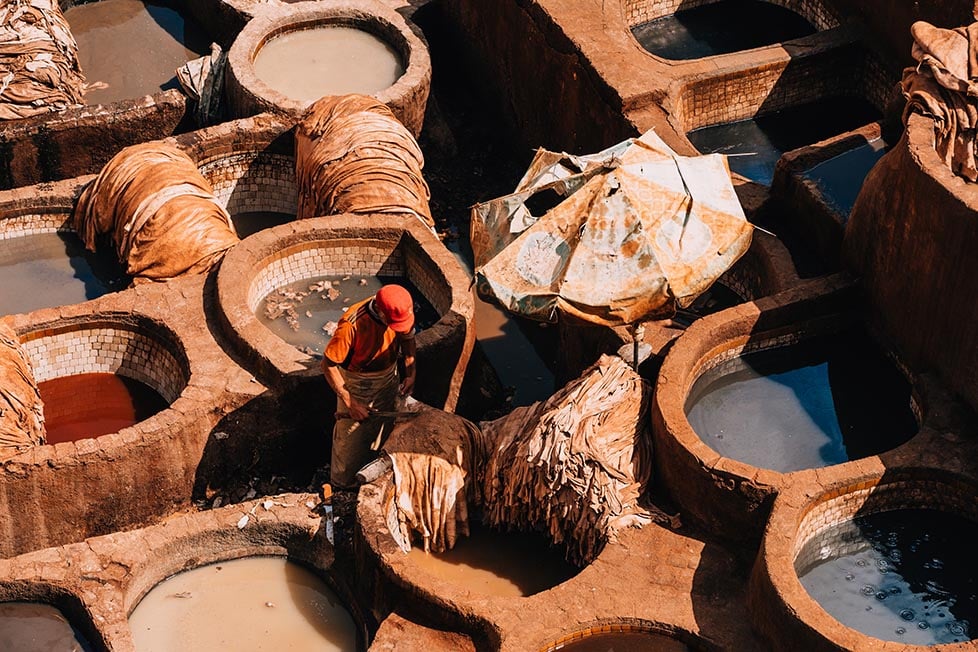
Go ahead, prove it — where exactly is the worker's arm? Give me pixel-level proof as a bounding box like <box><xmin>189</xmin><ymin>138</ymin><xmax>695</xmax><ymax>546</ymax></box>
<box><xmin>321</xmin><ymin>358</ymin><xmax>370</xmax><ymax>420</ymax></box>
<box><xmin>399</xmin><ymin>335</ymin><xmax>417</xmax><ymax>397</ymax></box>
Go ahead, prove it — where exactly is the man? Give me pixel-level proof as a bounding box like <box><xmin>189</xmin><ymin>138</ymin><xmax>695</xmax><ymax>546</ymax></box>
<box><xmin>321</xmin><ymin>283</ymin><xmax>417</xmax><ymax>489</ymax></box>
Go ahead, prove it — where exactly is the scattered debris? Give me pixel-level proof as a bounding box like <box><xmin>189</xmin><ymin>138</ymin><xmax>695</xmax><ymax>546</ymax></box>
<box><xmin>169</xmin><ymin>591</ymin><xmax>193</xmax><ymax>599</ymax></box>
<box><xmin>236</xmin><ymin>514</ymin><xmax>249</xmax><ymax>529</ymax></box>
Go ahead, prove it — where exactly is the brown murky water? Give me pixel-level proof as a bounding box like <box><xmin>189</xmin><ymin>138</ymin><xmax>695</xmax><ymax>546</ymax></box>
<box><xmin>37</xmin><ymin>373</ymin><xmax>168</xmax><ymax>444</ymax></box>
<box><xmin>0</xmin><ymin>602</ymin><xmax>90</xmax><ymax>652</ymax></box>
<box><xmin>405</xmin><ymin>524</ymin><xmax>578</xmax><ymax>597</ymax></box>
<box><xmin>66</xmin><ymin>0</ymin><xmax>210</xmax><ymax>106</ymax></box>
<box><xmin>253</xmin><ymin>27</ymin><xmax>404</xmax><ymax>101</ymax></box>
<box><xmin>128</xmin><ymin>557</ymin><xmax>357</xmax><ymax>651</ymax></box>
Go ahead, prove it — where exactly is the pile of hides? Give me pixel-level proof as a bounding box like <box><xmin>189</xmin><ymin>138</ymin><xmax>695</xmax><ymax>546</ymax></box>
<box><xmin>0</xmin><ymin>320</ymin><xmax>45</xmax><ymax>461</ymax></box>
<box><xmin>295</xmin><ymin>94</ymin><xmax>434</xmax><ymax>229</ymax></box>
<box><xmin>381</xmin><ymin>402</ymin><xmax>483</xmax><ymax>553</ymax></box>
<box><xmin>478</xmin><ymin>354</ymin><xmax>658</xmax><ymax>565</ymax></box>
<box><xmin>0</xmin><ymin>0</ymin><xmax>85</xmax><ymax>119</ymax></box>
<box><xmin>902</xmin><ymin>20</ymin><xmax>978</xmax><ymax>181</ymax></box>
<box><xmin>72</xmin><ymin>142</ymin><xmax>240</xmax><ymax>283</ymax></box>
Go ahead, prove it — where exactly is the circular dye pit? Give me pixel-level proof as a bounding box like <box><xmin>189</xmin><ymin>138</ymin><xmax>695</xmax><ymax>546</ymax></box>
<box><xmin>0</xmin><ymin>602</ymin><xmax>92</xmax><ymax>652</ymax></box>
<box><xmin>254</xmin><ymin>26</ymin><xmax>404</xmax><ymax>101</ymax></box>
<box><xmin>631</xmin><ymin>0</ymin><xmax>815</xmax><ymax>60</ymax></box>
<box><xmin>0</xmin><ymin>231</ymin><xmax>128</xmax><ymax>315</ymax></box>
<box><xmin>232</xmin><ymin>211</ymin><xmax>296</xmax><ymax>240</ymax></box>
<box><xmin>258</xmin><ymin>274</ymin><xmax>438</xmax><ymax>357</ymax></box>
<box><xmin>66</xmin><ymin>0</ymin><xmax>211</xmax><ymax>106</ymax></box>
<box><xmin>37</xmin><ymin>373</ymin><xmax>168</xmax><ymax>444</ymax></box>
<box><xmin>128</xmin><ymin>556</ymin><xmax>357</xmax><ymax>651</ymax></box>
<box><xmin>547</xmin><ymin>629</ymin><xmax>690</xmax><ymax>651</ymax></box>
<box><xmin>684</xmin><ymin>329</ymin><xmax>917</xmax><ymax>473</ymax></box>
<box><xmin>19</xmin><ymin>318</ymin><xmax>189</xmax><ymax>443</ymax></box>
<box><xmin>795</xmin><ymin>508</ymin><xmax>978</xmax><ymax>645</ymax></box>
<box><xmin>405</xmin><ymin>523</ymin><xmax>578</xmax><ymax>598</ymax></box>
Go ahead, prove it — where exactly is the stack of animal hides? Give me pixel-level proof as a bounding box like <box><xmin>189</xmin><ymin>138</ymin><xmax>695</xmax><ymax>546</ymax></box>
<box><xmin>381</xmin><ymin>403</ymin><xmax>483</xmax><ymax>554</ymax></box>
<box><xmin>478</xmin><ymin>354</ymin><xmax>656</xmax><ymax>565</ymax></box>
<box><xmin>72</xmin><ymin>142</ymin><xmax>240</xmax><ymax>283</ymax></box>
<box><xmin>0</xmin><ymin>0</ymin><xmax>85</xmax><ymax>119</ymax></box>
<box><xmin>295</xmin><ymin>94</ymin><xmax>434</xmax><ymax>229</ymax></box>
<box><xmin>0</xmin><ymin>319</ymin><xmax>45</xmax><ymax>461</ymax></box>
<box><xmin>902</xmin><ymin>20</ymin><xmax>978</xmax><ymax>181</ymax></box>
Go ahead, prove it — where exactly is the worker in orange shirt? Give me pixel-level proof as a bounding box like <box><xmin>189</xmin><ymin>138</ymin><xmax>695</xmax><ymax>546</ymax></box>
<box><xmin>321</xmin><ymin>284</ymin><xmax>417</xmax><ymax>489</ymax></box>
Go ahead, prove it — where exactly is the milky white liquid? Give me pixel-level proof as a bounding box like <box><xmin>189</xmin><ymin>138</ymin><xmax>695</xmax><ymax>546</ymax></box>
<box><xmin>128</xmin><ymin>557</ymin><xmax>357</xmax><ymax>651</ymax></box>
<box><xmin>254</xmin><ymin>27</ymin><xmax>404</xmax><ymax>101</ymax></box>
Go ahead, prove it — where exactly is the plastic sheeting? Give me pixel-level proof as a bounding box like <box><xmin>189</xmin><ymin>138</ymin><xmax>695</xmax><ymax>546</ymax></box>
<box><xmin>72</xmin><ymin>142</ymin><xmax>239</xmax><ymax>283</ymax></box>
<box><xmin>295</xmin><ymin>94</ymin><xmax>435</xmax><ymax>230</ymax></box>
<box><xmin>902</xmin><ymin>20</ymin><xmax>978</xmax><ymax>182</ymax></box>
<box><xmin>0</xmin><ymin>0</ymin><xmax>85</xmax><ymax>119</ymax></box>
<box><xmin>471</xmin><ymin>129</ymin><xmax>753</xmax><ymax>326</ymax></box>
<box><xmin>477</xmin><ymin>354</ymin><xmax>658</xmax><ymax>565</ymax></box>
<box><xmin>176</xmin><ymin>42</ymin><xmax>227</xmax><ymax>128</ymax></box>
<box><xmin>0</xmin><ymin>320</ymin><xmax>45</xmax><ymax>461</ymax></box>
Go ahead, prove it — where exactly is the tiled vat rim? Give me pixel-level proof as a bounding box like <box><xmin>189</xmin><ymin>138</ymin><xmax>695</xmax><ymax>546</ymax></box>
<box><xmin>20</xmin><ymin>321</ymin><xmax>190</xmax><ymax>404</ymax></box>
<box><xmin>0</xmin><ymin>212</ymin><xmax>72</xmax><ymax>239</ymax></box>
<box><xmin>246</xmin><ymin>239</ymin><xmax>407</xmax><ymax>311</ymax></box>
<box><xmin>540</xmin><ymin>619</ymin><xmax>697</xmax><ymax>651</ymax></box>
<box><xmin>622</xmin><ymin>0</ymin><xmax>841</xmax><ymax>32</ymax></box>
<box><xmin>791</xmin><ymin>476</ymin><xmax>978</xmax><ymax>562</ymax></box>
<box><xmin>196</xmin><ymin>150</ymin><xmax>297</xmax><ymax>217</ymax></box>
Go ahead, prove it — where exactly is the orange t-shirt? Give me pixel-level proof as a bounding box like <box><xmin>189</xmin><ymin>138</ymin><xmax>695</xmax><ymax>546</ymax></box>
<box><xmin>323</xmin><ymin>298</ymin><xmax>412</xmax><ymax>372</ymax></box>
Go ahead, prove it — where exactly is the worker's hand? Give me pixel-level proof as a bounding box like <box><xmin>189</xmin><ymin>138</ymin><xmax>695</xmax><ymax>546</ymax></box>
<box><xmin>346</xmin><ymin>397</ymin><xmax>371</xmax><ymax>421</ymax></box>
<box><xmin>399</xmin><ymin>368</ymin><xmax>416</xmax><ymax>397</ymax></box>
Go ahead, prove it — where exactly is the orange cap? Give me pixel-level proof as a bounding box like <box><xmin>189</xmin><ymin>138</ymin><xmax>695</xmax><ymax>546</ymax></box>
<box><xmin>375</xmin><ymin>284</ymin><xmax>415</xmax><ymax>333</ymax></box>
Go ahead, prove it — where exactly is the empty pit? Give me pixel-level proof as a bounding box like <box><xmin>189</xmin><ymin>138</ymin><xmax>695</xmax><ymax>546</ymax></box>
<box><xmin>170</xmin><ymin>113</ymin><xmax>298</xmax><ymax>239</ymax></box>
<box><xmin>753</xmin><ymin>473</ymin><xmax>978</xmax><ymax>648</ymax></box>
<box><xmin>216</xmin><ymin>214</ymin><xmax>474</xmax><ymax>410</ymax></box>
<box><xmin>225</xmin><ymin>1</ymin><xmax>432</xmax><ymax>135</ymax></box>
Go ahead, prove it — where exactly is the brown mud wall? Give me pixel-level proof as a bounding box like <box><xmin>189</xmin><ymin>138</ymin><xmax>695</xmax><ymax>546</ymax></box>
<box><xmin>844</xmin><ymin>113</ymin><xmax>978</xmax><ymax>413</ymax></box>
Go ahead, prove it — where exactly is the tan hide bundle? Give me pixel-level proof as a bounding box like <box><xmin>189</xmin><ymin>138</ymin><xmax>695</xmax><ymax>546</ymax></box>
<box><xmin>295</xmin><ymin>94</ymin><xmax>435</xmax><ymax>229</ymax></box>
<box><xmin>0</xmin><ymin>320</ymin><xmax>45</xmax><ymax>460</ymax></box>
<box><xmin>902</xmin><ymin>21</ymin><xmax>978</xmax><ymax>181</ymax></box>
<box><xmin>72</xmin><ymin>142</ymin><xmax>240</xmax><ymax>283</ymax></box>
<box><xmin>478</xmin><ymin>354</ymin><xmax>654</xmax><ymax>565</ymax></box>
<box><xmin>0</xmin><ymin>0</ymin><xmax>85</xmax><ymax>119</ymax></box>
<box><xmin>381</xmin><ymin>404</ymin><xmax>483</xmax><ymax>553</ymax></box>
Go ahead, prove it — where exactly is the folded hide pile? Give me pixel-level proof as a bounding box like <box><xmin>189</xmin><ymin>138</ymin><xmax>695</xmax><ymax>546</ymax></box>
<box><xmin>0</xmin><ymin>0</ymin><xmax>85</xmax><ymax>119</ymax></box>
<box><xmin>72</xmin><ymin>142</ymin><xmax>240</xmax><ymax>283</ymax></box>
<box><xmin>478</xmin><ymin>354</ymin><xmax>655</xmax><ymax>565</ymax></box>
<box><xmin>0</xmin><ymin>320</ymin><xmax>45</xmax><ymax>461</ymax></box>
<box><xmin>381</xmin><ymin>404</ymin><xmax>483</xmax><ymax>553</ymax></box>
<box><xmin>295</xmin><ymin>94</ymin><xmax>434</xmax><ymax>229</ymax></box>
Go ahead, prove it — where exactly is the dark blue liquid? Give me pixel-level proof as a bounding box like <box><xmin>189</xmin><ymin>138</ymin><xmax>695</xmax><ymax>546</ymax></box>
<box><xmin>797</xmin><ymin>509</ymin><xmax>978</xmax><ymax>645</ymax></box>
<box><xmin>687</xmin><ymin>97</ymin><xmax>882</xmax><ymax>185</ymax></box>
<box><xmin>0</xmin><ymin>231</ymin><xmax>128</xmax><ymax>315</ymax></box>
<box><xmin>685</xmin><ymin>330</ymin><xmax>917</xmax><ymax>473</ymax></box>
<box><xmin>802</xmin><ymin>138</ymin><xmax>889</xmax><ymax>219</ymax></box>
<box><xmin>632</xmin><ymin>0</ymin><xmax>815</xmax><ymax>60</ymax></box>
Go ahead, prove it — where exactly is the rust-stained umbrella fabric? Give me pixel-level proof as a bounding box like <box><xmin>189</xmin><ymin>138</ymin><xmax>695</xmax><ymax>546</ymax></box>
<box><xmin>0</xmin><ymin>0</ymin><xmax>85</xmax><ymax>120</ymax></box>
<box><xmin>471</xmin><ymin>130</ymin><xmax>753</xmax><ymax>326</ymax></box>
<box><xmin>295</xmin><ymin>94</ymin><xmax>434</xmax><ymax>230</ymax></box>
<box><xmin>0</xmin><ymin>320</ymin><xmax>45</xmax><ymax>461</ymax></box>
<box><xmin>902</xmin><ymin>20</ymin><xmax>978</xmax><ymax>182</ymax></box>
<box><xmin>72</xmin><ymin>142</ymin><xmax>239</xmax><ymax>283</ymax></box>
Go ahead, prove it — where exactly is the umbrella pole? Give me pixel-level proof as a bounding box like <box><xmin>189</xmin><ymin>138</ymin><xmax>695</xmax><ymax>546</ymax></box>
<box><xmin>631</xmin><ymin>323</ymin><xmax>645</xmax><ymax>371</ymax></box>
